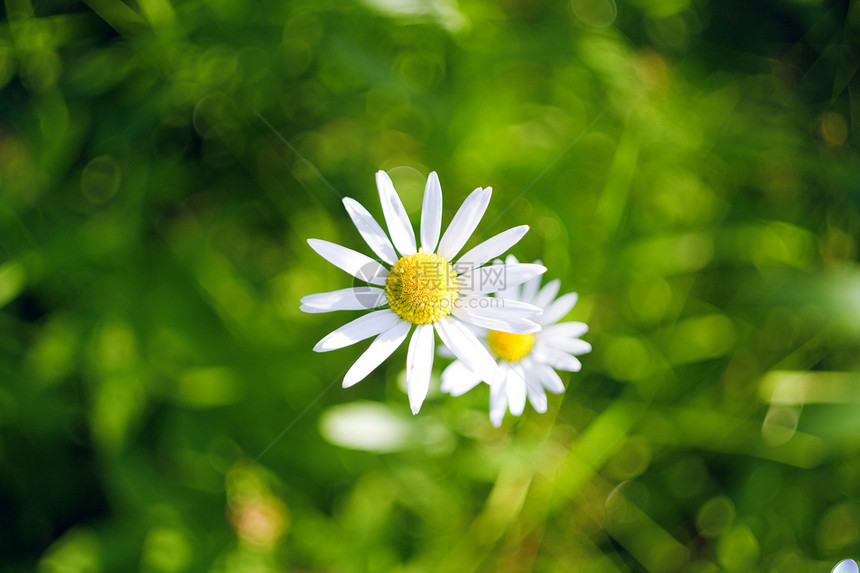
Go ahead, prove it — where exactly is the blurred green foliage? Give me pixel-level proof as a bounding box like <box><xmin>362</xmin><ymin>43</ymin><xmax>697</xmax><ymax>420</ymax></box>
<box><xmin>1</xmin><ymin>0</ymin><xmax>860</xmax><ymax>571</ymax></box>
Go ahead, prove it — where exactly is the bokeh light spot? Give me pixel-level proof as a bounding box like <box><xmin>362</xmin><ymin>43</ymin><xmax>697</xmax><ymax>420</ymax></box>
<box><xmin>81</xmin><ymin>156</ymin><xmax>121</xmax><ymax>205</ymax></box>
<box><xmin>697</xmin><ymin>496</ymin><xmax>735</xmax><ymax>538</ymax></box>
<box><xmin>571</xmin><ymin>0</ymin><xmax>617</xmax><ymax>27</ymax></box>
<box><xmin>820</xmin><ymin>112</ymin><xmax>848</xmax><ymax>147</ymax></box>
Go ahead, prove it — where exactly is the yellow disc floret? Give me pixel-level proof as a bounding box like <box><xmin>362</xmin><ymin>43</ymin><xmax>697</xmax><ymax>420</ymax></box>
<box><xmin>488</xmin><ymin>330</ymin><xmax>535</xmax><ymax>362</ymax></box>
<box><xmin>385</xmin><ymin>251</ymin><xmax>459</xmax><ymax>324</ymax></box>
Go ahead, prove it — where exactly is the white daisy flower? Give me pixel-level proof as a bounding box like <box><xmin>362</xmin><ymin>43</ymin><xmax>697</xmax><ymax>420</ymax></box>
<box><xmin>440</xmin><ymin>256</ymin><xmax>590</xmax><ymax>427</ymax></box>
<box><xmin>300</xmin><ymin>171</ymin><xmax>546</xmax><ymax>414</ymax></box>
<box><xmin>833</xmin><ymin>560</ymin><xmax>859</xmax><ymax>573</ymax></box>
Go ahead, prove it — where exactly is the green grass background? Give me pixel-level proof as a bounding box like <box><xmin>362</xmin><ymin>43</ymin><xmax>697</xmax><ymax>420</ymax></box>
<box><xmin>1</xmin><ymin>0</ymin><xmax>859</xmax><ymax>571</ymax></box>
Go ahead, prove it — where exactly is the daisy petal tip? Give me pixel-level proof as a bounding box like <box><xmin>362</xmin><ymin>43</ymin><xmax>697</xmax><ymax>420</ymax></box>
<box><xmin>833</xmin><ymin>560</ymin><xmax>859</xmax><ymax>573</ymax></box>
<box><xmin>299</xmin><ymin>298</ymin><xmax>325</xmax><ymax>312</ymax></box>
<box><xmin>506</xmin><ymin>225</ymin><xmax>529</xmax><ymax>246</ymax></box>
<box><xmin>375</xmin><ymin>170</ymin><xmax>396</xmax><ymax>191</ymax></box>
<box><xmin>341</xmin><ymin>196</ymin><xmax>363</xmax><ymax>214</ymax></box>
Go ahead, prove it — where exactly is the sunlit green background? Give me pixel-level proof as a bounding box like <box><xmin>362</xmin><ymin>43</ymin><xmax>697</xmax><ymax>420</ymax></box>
<box><xmin>2</xmin><ymin>0</ymin><xmax>860</xmax><ymax>571</ymax></box>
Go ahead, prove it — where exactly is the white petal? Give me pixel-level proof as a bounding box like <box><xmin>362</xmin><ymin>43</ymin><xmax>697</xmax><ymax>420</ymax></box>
<box><xmin>544</xmin><ymin>336</ymin><xmax>592</xmax><ymax>355</ymax></box>
<box><xmin>314</xmin><ymin>310</ymin><xmax>401</xmax><ymax>352</ymax></box>
<box><xmin>469</xmin><ymin>324</ymin><xmax>490</xmax><ymax>338</ymax></box>
<box><xmin>523</xmin><ymin>364</ymin><xmax>549</xmax><ymax>413</ymax></box>
<box><xmin>534</xmin><ymin>345</ymin><xmax>582</xmax><ymax>372</ymax></box>
<box><xmin>494</xmin><ymin>255</ymin><xmax>521</xmax><ymax>300</ymax></box>
<box><xmin>436</xmin><ymin>344</ymin><xmax>456</xmax><ymax>359</ymax></box>
<box><xmin>539</xmin><ymin>292</ymin><xmax>579</xmax><ymax>325</ymax></box>
<box><xmin>342</xmin><ymin>198</ymin><xmax>398</xmax><ymax>265</ymax></box>
<box><xmin>543</xmin><ymin>322</ymin><xmax>589</xmax><ymax>339</ymax></box>
<box><xmin>434</xmin><ymin>316</ymin><xmax>501</xmax><ymax>384</ymax></box>
<box><xmin>833</xmin><ymin>561</ymin><xmax>860</xmax><ymax>573</ymax></box>
<box><xmin>490</xmin><ymin>262</ymin><xmax>547</xmax><ymax>291</ymax></box>
<box><xmin>453</xmin><ymin>304</ymin><xmax>540</xmax><ymax>334</ymax></box>
<box><xmin>342</xmin><ymin>320</ymin><xmax>411</xmax><ymax>388</ymax></box>
<box><xmin>456</xmin><ymin>296</ymin><xmax>543</xmax><ymax>319</ymax></box>
<box><xmin>505</xmin><ymin>364</ymin><xmax>527</xmax><ymax>417</ymax></box>
<box><xmin>533</xmin><ymin>278</ymin><xmax>561</xmax><ymax>310</ymax></box>
<box><xmin>376</xmin><ymin>170</ymin><xmax>416</xmax><ymax>256</ymax></box>
<box><xmin>420</xmin><ymin>172</ymin><xmax>443</xmax><ymax>253</ymax></box>
<box><xmin>406</xmin><ymin>324</ymin><xmax>434</xmax><ymax>414</ymax></box>
<box><xmin>440</xmin><ymin>359</ymin><xmax>482</xmax><ymax>396</ymax></box>
<box><xmin>458</xmin><ymin>263</ymin><xmax>547</xmax><ymax>296</ymax></box>
<box><xmin>307</xmin><ymin>239</ymin><xmax>389</xmax><ymax>285</ymax></box>
<box><xmin>533</xmin><ymin>362</ymin><xmax>565</xmax><ymax>394</ymax></box>
<box><xmin>301</xmin><ymin>287</ymin><xmax>387</xmax><ymax>313</ymax></box>
<box><xmin>456</xmin><ymin>225</ymin><xmax>529</xmax><ymax>269</ymax></box>
<box><xmin>519</xmin><ymin>267</ymin><xmax>543</xmax><ymax>304</ymax></box>
<box><xmin>489</xmin><ymin>377</ymin><xmax>508</xmax><ymax>427</ymax></box>
<box><xmin>437</xmin><ymin>187</ymin><xmax>491</xmax><ymax>261</ymax></box>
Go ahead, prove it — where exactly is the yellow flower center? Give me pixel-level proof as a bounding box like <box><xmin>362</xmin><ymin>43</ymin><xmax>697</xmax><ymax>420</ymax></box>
<box><xmin>487</xmin><ymin>330</ymin><xmax>534</xmax><ymax>362</ymax></box>
<box><xmin>385</xmin><ymin>251</ymin><xmax>459</xmax><ymax>324</ymax></box>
